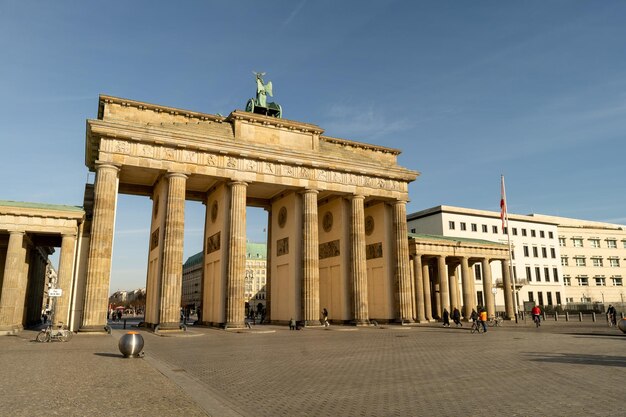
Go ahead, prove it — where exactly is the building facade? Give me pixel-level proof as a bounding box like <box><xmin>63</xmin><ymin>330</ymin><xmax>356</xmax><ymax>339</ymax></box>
<box><xmin>182</xmin><ymin>253</ymin><xmax>203</xmax><ymax>310</ymax></box>
<box><xmin>408</xmin><ymin>206</ymin><xmax>565</xmax><ymax>312</ymax></box>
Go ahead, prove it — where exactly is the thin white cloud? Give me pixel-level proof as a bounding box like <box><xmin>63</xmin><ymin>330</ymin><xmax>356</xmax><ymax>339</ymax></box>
<box><xmin>282</xmin><ymin>0</ymin><xmax>307</xmax><ymax>27</ymax></box>
<box><xmin>323</xmin><ymin>103</ymin><xmax>413</xmax><ymax>141</ymax></box>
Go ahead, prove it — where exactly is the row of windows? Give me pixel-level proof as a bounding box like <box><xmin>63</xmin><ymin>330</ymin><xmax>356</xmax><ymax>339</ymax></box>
<box><xmin>563</xmin><ymin>276</ymin><xmax>623</xmax><ymax>287</ymax></box>
<box><xmin>524</xmin><ymin>266</ymin><xmax>559</xmax><ymax>283</ymax></box>
<box><xmin>528</xmin><ymin>291</ymin><xmax>562</xmax><ymax>306</ymax></box>
<box><xmin>561</xmin><ymin>257</ymin><xmax>621</xmax><ymax>267</ymax></box>
<box><xmin>559</xmin><ymin>237</ymin><xmax>622</xmax><ymax>249</ymax></box>
<box><xmin>448</xmin><ymin>222</ymin><xmax>554</xmax><ymax>239</ymax></box>
<box><xmin>522</xmin><ymin>245</ymin><xmax>556</xmax><ymax>259</ymax></box>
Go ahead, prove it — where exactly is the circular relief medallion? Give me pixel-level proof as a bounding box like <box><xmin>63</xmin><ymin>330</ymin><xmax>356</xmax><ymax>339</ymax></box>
<box><xmin>153</xmin><ymin>196</ymin><xmax>160</xmax><ymax>220</ymax></box>
<box><xmin>278</xmin><ymin>206</ymin><xmax>288</xmax><ymax>228</ymax></box>
<box><xmin>364</xmin><ymin>216</ymin><xmax>375</xmax><ymax>236</ymax></box>
<box><xmin>323</xmin><ymin>211</ymin><xmax>333</xmax><ymax>233</ymax></box>
<box><xmin>211</xmin><ymin>201</ymin><xmax>218</xmax><ymax>223</ymax></box>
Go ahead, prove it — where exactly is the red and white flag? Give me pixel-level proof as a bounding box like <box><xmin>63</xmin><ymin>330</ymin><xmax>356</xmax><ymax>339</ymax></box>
<box><xmin>500</xmin><ymin>175</ymin><xmax>507</xmax><ymax>232</ymax></box>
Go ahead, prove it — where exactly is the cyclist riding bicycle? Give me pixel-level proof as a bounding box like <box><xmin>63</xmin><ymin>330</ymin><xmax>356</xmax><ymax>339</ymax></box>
<box><xmin>531</xmin><ymin>305</ymin><xmax>541</xmax><ymax>327</ymax></box>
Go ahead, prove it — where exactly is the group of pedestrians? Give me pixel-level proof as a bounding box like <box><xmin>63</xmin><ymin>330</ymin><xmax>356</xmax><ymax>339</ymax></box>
<box><xmin>442</xmin><ymin>307</ymin><xmax>488</xmax><ymax>331</ymax></box>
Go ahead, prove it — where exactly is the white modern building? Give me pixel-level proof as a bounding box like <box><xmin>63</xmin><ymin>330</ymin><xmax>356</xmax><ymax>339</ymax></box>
<box><xmin>408</xmin><ymin>205</ymin><xmax>565</xmax><ymax>312</ymax></box>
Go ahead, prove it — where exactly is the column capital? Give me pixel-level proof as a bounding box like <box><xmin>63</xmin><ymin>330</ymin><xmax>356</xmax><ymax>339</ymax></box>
<box><xmin>8</xmin><ymin>230</ymin><xmax>25</xmax><ymax>236</ymax></box>
<box><xmin>351</xmin><ymin>194</ymin><xmax>365</xmax><ymax>201</ymax></box>
<box><xmin>61</xmin><ymin>233</ymin><xmax>77</xmax><ymax>239</ymax></box>
<box><xmin>228</xmin><ymin>180</ymin><xmax>248</xmax><ymax>187</ymax></box>
<box><xmin>302</xmin><ymin>188</ymin><xmax>319</xmax><ymax>195</ymax></box>
<box><xmin>94</xmin><ymin>161</ymin><xmax>121</xmax><ymax>172</ymax></box>
<box><xmin>391</xmin><ymin>199</ymin><xmax>408</xmax><ymax>206</ymax></box>
<box><xmin>165</xmin><ymin>172</ymin><xmax>188</xmax><ymax>180</ymax></box>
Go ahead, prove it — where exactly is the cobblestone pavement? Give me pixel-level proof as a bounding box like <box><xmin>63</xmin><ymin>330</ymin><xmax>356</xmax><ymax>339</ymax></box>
<box><xmin>1</xmin><ymin>320</ymin><xmax>624</xmax><ymax>416</ymax></box>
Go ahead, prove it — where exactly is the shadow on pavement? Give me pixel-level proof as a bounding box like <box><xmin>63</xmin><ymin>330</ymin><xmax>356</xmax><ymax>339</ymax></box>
<box><xmin>94</xmin><ymin>352</ymin><xmax>125</xmax><ymax>358</ymax></box>
<box><xmin>525</xmin><ymin>352</ymin><xmax>626</xmax><ymax>368</ymax></box>
<box><xmin>562</xmin><ymin>332</ymin><xmax>625</xmax><ymax>339</ymax></box>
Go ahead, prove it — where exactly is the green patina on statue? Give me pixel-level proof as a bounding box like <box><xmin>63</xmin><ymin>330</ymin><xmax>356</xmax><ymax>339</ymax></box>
<box><xmin>245</xmin><ymin>72</ymin><xmax>282</xmax><ymax>118</ymax></box>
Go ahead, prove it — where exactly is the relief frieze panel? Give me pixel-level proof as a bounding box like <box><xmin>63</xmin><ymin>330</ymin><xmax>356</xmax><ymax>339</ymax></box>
<box><xmin>206</xmin><ymin>232</ymin><xmax>221</xmax><ymax>254</ymax></box>
<box><xmin>276</xmin><ymin>237</ymin><xmax>289</xmax><ymax>257</ymax></box>
<box><xmin>366</xmin><ymin>242</ymin><xmax>383</xmax><ymax>260</ymax></box>
<box><xmin>319</xmin><ymin>240</ymin><xmax>340</xmax><ymax>260</ymax></box>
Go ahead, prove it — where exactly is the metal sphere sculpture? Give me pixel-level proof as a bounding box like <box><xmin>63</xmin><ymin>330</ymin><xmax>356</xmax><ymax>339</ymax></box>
<box><xmin>118</xmin><ymin>331</ymin><xmax>144</xmax><ymax>358</ymax></box>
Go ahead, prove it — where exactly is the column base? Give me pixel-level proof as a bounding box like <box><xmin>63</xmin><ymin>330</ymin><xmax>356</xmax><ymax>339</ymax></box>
<box><xmin>224</xmin><ymin>321</ymin><xmax>246</xmax><ymax>330</ymax></box>
<box><xmin>0</xmin><ymin>325</ymin><xmax>20</xmax><ymax>336</ymax></box>
<box><xmin>79</xmin><ymin>325</ymin><xmax>109</xmax><ymax>333</ymax></box>
<box><xmin>156</xmin><ymin>322</ymin><xmax>184</xmax><ymax>331</ymax></box>
<box><xmin>303</xmin><ymin>320</ymin><xmax>323</xmax><ymax>327</ymax></box>
<box><xmin>352</xmin><ymin>319</ymin><xmax>371</xmax><ymax>326</ymax></box>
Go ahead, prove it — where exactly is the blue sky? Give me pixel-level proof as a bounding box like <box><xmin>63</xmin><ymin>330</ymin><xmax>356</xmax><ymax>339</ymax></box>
<box><xmin>2</xmin><ymin>1</ymin><xmax>625</xmax><ymax>292</ymax></box>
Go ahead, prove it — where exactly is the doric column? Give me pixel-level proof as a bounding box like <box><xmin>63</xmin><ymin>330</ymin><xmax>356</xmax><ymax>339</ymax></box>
<box><xmin>422</xmin><ymin>261</ymin><xmax>432</xmax><ymax>321</ymax></box>
<box><xmin>302</xmin><ymin>189</ymin><xmax>320</xmax><ymax>326</ymax></box>
<box><xmin>448</xmin><ymin>263</ymin><xmax>459</xmax><ymax>311</ymax></box>
<box><xmin>413</xmin><ymin>255</ymin><xmax>426</xmax><ymax>323</ymax></box>
<box><xmin>81</xmin><ymin>163</ymin><xmax>119</xmax><ymax>331</ymax></box>
<box><xmin>502</xmin><ymin>259</ymin><xmax>515</xmax><ymax>319</ymax></box>
<box><xmin>392</xmin><ymin>200</ymin><xmax>413</xmax><ymax>323</ymax></box>
<box><xmin>54</xmin><ymin>234</ymin><xmax>77</xmax><ymax>326</ymax></box>
<box><xmin>351</xmin><ymin>195</ymin><xmax>369</xmax><ymax>325</ymax></box>
<box><xmin>0</xmin><ymin>231</ymin><xmax>25</xmax><ymax>333</ymax></box>
<box><xmin>226</xmin><ymin>181</ymin><xmax>247</xmax><ymax>328</ymax></box>
<box><xmin>481</xmin><ymin>258</ymin><xmax>495</xmax><ymax>318</ymax></box>
<box><xmin>460</xmin><ymin>257</ymin><xmax>475</xmax><ymax>319</ymax></box>
<box><xmin>438</xmin><ymin>256</ymin><xmax>450</xmax><ymax>315</ymax></box>
<box><xmin>264</xmin><ymin>207</ymin><xmax>272</xmax><ymax>323</ymax></box>
<box><xmin>158</xmin><ymin>173</ymin><xmax>187</xmax><ymax>329</ymax></box>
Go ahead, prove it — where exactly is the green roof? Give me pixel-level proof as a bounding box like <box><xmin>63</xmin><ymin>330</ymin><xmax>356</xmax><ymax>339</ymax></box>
<box><xmin>0</xmin><ymin>200</ymin><xmax>84</xmax><ymax>212</ymax></box>
<box><xmin>408</xmin><ymin>233</ymin><xmax>505</xmax><ymax>246</ymax></box>
<box><xmin>184</xmin><ymin>242</ymin><xmax>267</xmax><ymax>267</ymax></box>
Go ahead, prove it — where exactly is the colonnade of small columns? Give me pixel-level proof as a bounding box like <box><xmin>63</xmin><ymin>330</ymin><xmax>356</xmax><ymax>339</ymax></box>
<box><xmin>411</xmin><ymin>254</ymin><xmax>515</xmax><ymax>321</ymax></box>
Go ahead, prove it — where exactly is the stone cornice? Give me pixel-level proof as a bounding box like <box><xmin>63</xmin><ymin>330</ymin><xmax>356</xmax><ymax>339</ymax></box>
<box><xmin>227</xmin><ymin>110</ymin><xmax>324</xmax><ymax>135</ymax></box>
<box><xmin>321</xmin><ymin>135</ymin><xmax>401</xmax><ymax>156</ymax></box>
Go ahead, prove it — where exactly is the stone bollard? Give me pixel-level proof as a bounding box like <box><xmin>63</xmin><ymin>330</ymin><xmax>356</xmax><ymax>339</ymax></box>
<box><xmin>592</xmin><ymin>312</ymin><xmax>596</xmax><ymax>322</ymax></box>
<box><xmin>555</xmin><ymin>313</ymin><xmax>558</xmax><ymax>321</ymax></box>
<box><xmin>622</xmin><ymin>312</ymin><xmax>625</xmax><ymax>319</ymax></box>
<box><xmin>565</xmin><ymin>312</ymin><xmax>569</xmax><ymax>321</ymax></box>
<box><xmin>542</xmin><ymin>312</ymin><xmax>546</xmax><ymax>321</ymax></box>
<box><xmin>579</xmin><ymin>312</ymin><xmax>583</xmax><ymax>322</ymax></box>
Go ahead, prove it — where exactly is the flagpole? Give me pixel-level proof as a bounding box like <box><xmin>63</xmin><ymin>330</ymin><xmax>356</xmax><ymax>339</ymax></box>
<box><xmin>501</xmin><ymin>175</ymin><xmax>518</xmax><ymax>322</ymax></box>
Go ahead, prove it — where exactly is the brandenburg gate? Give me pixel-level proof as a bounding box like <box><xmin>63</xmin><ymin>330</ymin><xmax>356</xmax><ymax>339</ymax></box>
<box><xmin>76</xmin><ymin>92</ymin><xmax>418</xmax><ymax>331</ymax></box>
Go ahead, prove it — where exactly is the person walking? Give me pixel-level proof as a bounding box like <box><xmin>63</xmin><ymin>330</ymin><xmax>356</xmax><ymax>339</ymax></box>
<box><xmin>289</xmin><ymin>318</ymin><xmax>296</xmax><ymax>330</ymax></box>
<box><xmin>442</xmin><ymin>308</ymin><xmax>450</xmax><ymax>327</ymax></box>
<box><xmin>452</xmin><ymin>307</ymin><xmax>462</xmax><ymax>327</ymax></box>
<box><xmin>531</xmin><ymin>304</ymin><xmax>541</xmax><ymax>327</ymax></box>
<box><xmin>607</xmin><ymin>304</ymin><xmax>617</xmax><ymax>326</ymax></box>
<box><xmin>479</xmin><ymin>309</ymin><xmax>488</xmax><ymax>333</ymax></box>
<box><xmin>322</xmin><ymin>308</ymin><xmax>329</xmax><ymax>327</ymax></box>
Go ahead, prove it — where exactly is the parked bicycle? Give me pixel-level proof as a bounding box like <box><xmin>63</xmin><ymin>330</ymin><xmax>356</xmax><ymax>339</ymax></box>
<box><xmin>470</xmin><ymin>320</ymin><xmax>484</xmax><ymax>334</ymax></box>
<box><xmin>487</xmin><ymin>316</ymin><xmax>503</xmax><ymax>327</ymax></box>
<box><xmin>36</xmin><ymin>323</ymin><xmax>73</xmax><ymax>342</ymax></box>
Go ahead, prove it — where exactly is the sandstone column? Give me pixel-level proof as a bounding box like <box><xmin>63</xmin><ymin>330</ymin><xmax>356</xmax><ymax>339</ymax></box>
<box><xmin>448</xmin><ymin>263</ymin><xmax>459</xmax><ymax>311</ymax></box>
<box><xmin>413</xmin><ymin>255</ymin><xmax>426</xmax><ymax>323</ymax></box>
<box><xmin>158</xmin><ymin>173</ymin><xmax>187</xmax><ymax>330</ymax></box>
<box><xmin>350</xmin><ymin>195</ymin><xmax>369</xmax><ymax>325</ymax></box>
<box><xmin>0</xmin><ymin>231</ymin><xmax>25</xmax><ymax>334</ymax></box>
<box><xmin>302</xmin><ymin>189</ymin><xmax>320</xmax><ymax>326</ymax></box>
<box><xmin>264</xmin><ymin>207</ymin><xmax>272</xmax><ymax>323</ymax></box>
<box><xmin>481</xmin><ymin>258</ymin><xmax>495</xmax><ymax>318</ymax></box>
<box><xmin>54</xmin><ymin>234</ymin><xmax>77</xmax><ymax>326</ymax></box>
<box><xmin>226</xmin><ymin>181</ymin><xmax>247</xmax><ymax>328</ymax></box>
<box><xmin>392</xmin><ymin>201</ymin><xmax>413</xmax><ymax>323</ymax></box>
<box><xmin>422</xmin><ymin>261</ymin><xmax>432</xmax><ymax>321</ymax></box>
<box><xmin>460</xmin><ymin>257</ymin><xmax>475</xmax><ymax>319</ymax></box>
<box><xmin>13</xmin><ymin>242</ymin><xmax>31</xmax><ymax>331</ymax></box>
<box><xmin>438</xmin><ymin>255</ymin><xmax>450</xmax><ymax>315</ymax></box>
<box><xmin>81</xmin><ymin>163</ymin><xmax>119</xmax><ymax>331</ymax></box>
<box><xmin>502</xmin><ymin>259</ymin><xmax>515</xmax><ymax>319</ymax></box>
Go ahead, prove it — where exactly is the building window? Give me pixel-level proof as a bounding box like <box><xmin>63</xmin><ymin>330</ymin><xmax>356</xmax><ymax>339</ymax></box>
<box><xmin>528</xmin><ymin>291</ymin><xmax>534</xmax><ymax>302</ymax></box>
<box><xmin>531</xmin><ymin>230</ymin><xmax>536</xmax><ymax>238</ymax></box>
<box><xmin>550</xmin><ymin>248</ymin><xmax>556</xmax><ymax>258</ymax></box>
<box><xmin>449</xmin><ymin>221</ymin><xmax>455</xmax><ymax>230</ymax></box>
<box><xmin>513</xmin><ymin>266</ymin><xmax>518</xmax><ymax>279</ymax></box>
<box><xmin>522</xmin><ymin>229</ymin><xmax>527</xmax><ymax>237</ymax></box>
<box><xmin>482</xmin><ymin>224</ymin><xmax>488</xmax><ymax>233</ymax></box>
<box><xmin>512</xmin><ymin>227</ymin><xmax>518</xmax><ymax>236</ymax></box>
<box><xmin>595</xmin><ymin>276</ymin><xmax>606</xmax><ymax>286</ymax></box>
<box><xmin>532</xmin><ymin>247</ymin><xmax>538</xmax><ymax>257</ymax></box>
<box><xmin>609</xmin><ymin>258</ymin><xmax>620</xmax><ymax>267</ymax></box>
<box><xmin>474</xmin><ymin>264</ymin><xmax>482</xmax><ymax>280</ymax></box>
<box><xmin>577</xmin><ymin>276</ymin><xmax>589</xmax><ymax>286</ymax></box>
<box><xmin>564</xmin><ymin>276</ymin><xmax>571</xmax><ymax>286</ymax></box>
<box><xmin>623</xmin><ymin>240</ymin><xmax>626</xmax><ymax>249</ymax></box>
<box><xmin>556</xmin><ymin>292</ymin><xmax>562</xmax><ymax>304</ymax></box>
<box><xmin>535</xmin><ymin>267</ymin><xmax>541</xmax><ymax>282</ymax></box>
<box><xmin>503</xmin><ymin>226</ymin><xmax>508</xmax><ymax>234</ymax></box>
<box><xmin>607</xmin><ymin>239</ymin><xmax>617</xmax><ymax>248</ymax></box>
<box><xmin>523</xmin><ymin>246</ymin><xmax>529</xmax><ymax>257</ymax></box>
<box><xmin>544</xmin><ymin>267</ymin><xmax>550</xmax><ymax>282</ymax></box>
<box><xmin>471</xmin><ymin>223</ymin><xmax>477</xmax><ymax>232</ymax></box>
<box><xmin>547</xmin><ymin>292</ymin><xmax>553</xmax><ymax>306</ymax></box>
<box><xmin>540</xmin><ymin>231</ymin><xmax>545</xmax><ymax>238</ymax></box>
<box><xmin>460</xmin><ymin>222</ymin><xmax>467</xmax><ymax>231</ymax></box>
<box><xmin>566</xmin><ymin>297</ymin><xmax>574</xmax><ymax>303</ymax></box>
<box><xmin>572</xmin><ymin>238</ymin><xmax>583</xmax><ymax>247</ymax></box>
<box><xmin>561</xmin><ymin>256</ymin><xmax>568</xmax><ymax>266</ymax></box>
<box><xmin>592</xmin><ymin>258</ymin><xmax>603</xmax><ymax>267</ymax></box>
<box><xmin>538</xmin><ymin>292</ymin><xmax>544</xmax><ymax>306</ymax></box>
<box><xmin>553</xmin><ymin>268</ymin><xmax>559</xmax><ymax>282</ymax></box>
<box><xmin>410</xmin><ymin>228</ymin><xmax>416</xmax><ymax>233</ymax></box>
<box><xmin>549</xmin><ymin>232</ymin><xmax>554</xmax><ymax>239</ymax></box>
<box><xmin>589</xmin><ymin>239</ymin><xmax>600</xmax><ymax>248</ymax></box>
<box><xmin>492</xmin><ymin>225</ymin><xmax>498</xmax><ymax>234</ymax></box>
<box><xmin>559</xmin><ymin>237</ymin><xmax>566</xmax><ymax>247</ymax></box>
<box><xmin>541</xmin><ymin>247</ymin><xmax>547</xmax><ymax>258</ymax></box>
<box><xmin>575</xmin><ymin>257</ymin><xmax>586</xmax><ymax>267</ymax></box>
<box><xmin>526</xmin><ymin>266</ymin><xmax>532</xmax><ymax>281</ymax></box>
<box><xmin>612</xmin><ymin>277</ymin><xmax>623</xmax><ymax>286</ymax></box>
